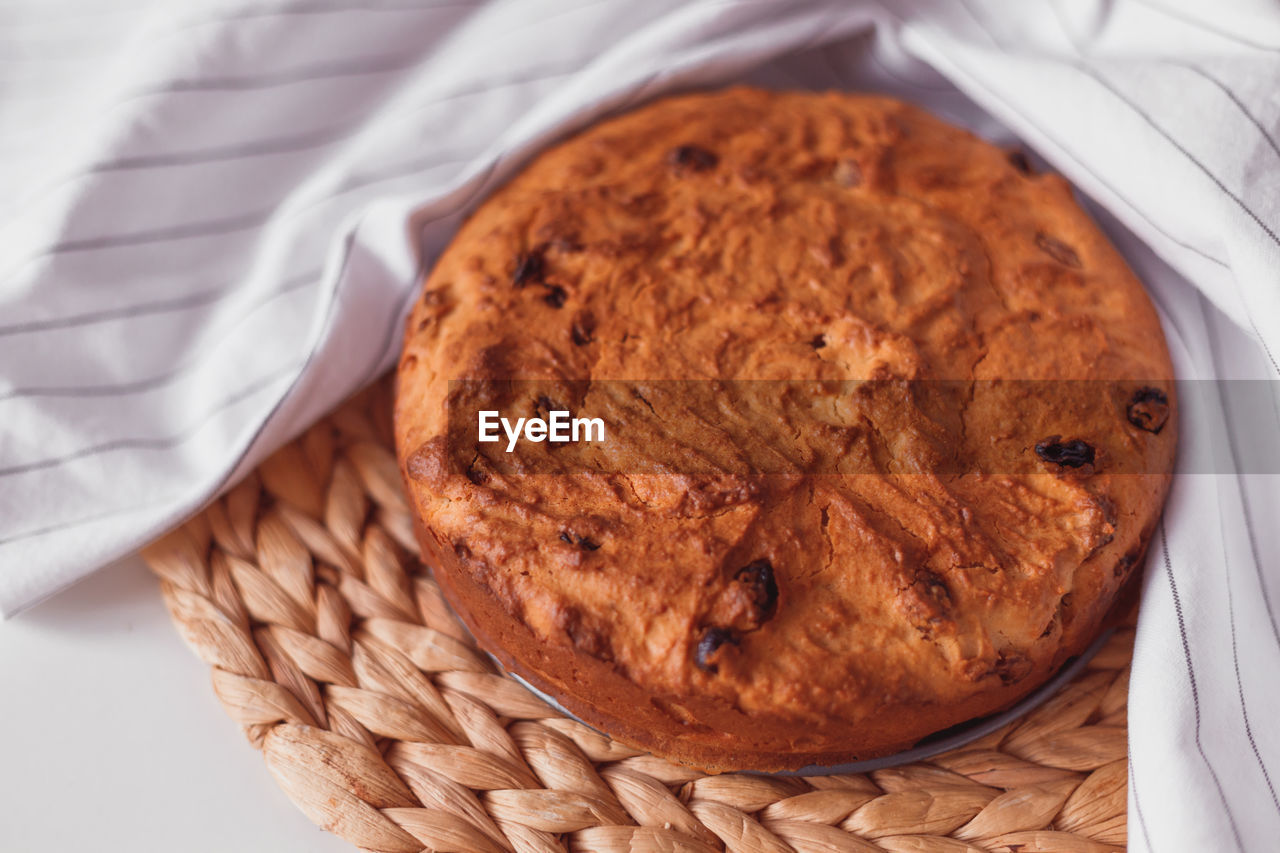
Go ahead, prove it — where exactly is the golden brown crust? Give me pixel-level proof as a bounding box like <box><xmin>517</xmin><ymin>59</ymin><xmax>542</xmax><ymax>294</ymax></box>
<box><xmin>394</xmin><ymin>88</ymin><xmax>1176</xmax><ymax>771</ymax></box>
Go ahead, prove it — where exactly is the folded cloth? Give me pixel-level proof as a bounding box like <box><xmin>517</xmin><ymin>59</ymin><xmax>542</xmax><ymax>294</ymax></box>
<box><xmin>1</xmin><ymin>1</ymin><xmax>1278</xmax><ymax>850</ymax></box>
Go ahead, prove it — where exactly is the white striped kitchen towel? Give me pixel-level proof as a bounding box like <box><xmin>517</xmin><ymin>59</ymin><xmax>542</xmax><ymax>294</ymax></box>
<box><xmin>1</xmin><ymin>1</ymin><xmax>1278</xmax><ymax>850</ymax></box>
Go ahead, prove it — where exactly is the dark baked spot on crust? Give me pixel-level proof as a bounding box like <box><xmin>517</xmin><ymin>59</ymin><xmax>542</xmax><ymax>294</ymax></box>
<box><xmin>993</xmin><ymin>651</ymin><xmax>1033</xmax><ymax>685</ymax></box>
<box><xmin>468</xmin><ymin>343</ymin><xmax>513</xmax><ymax>380</ymax></box>
<box><xmin>511</xmin><ymin>246</ymin><xmax>567</xmax><ymax>307</ymax></box>
<box><xmin>1115</xmin><ymin>549</ymin><xmax>1141</xmax><ymax>579</ymax></box>
<box><xmin>543</xmin><ymin>285</ymin><xmax>567</xmax><ymax>308</ymax></box>
<box><xmin>464</xmin><ymin>452</ymin><xmax>489</xmax><ymax>486</ymax></box>
<box><xmin>535</xmin><ymin>395</ymin><xmax>562</xmax><ymax>415</ymax></box>
<box><xmin>1007</xmin><ymin>149</ymin><xmax>1033</xmax><ymax>174</ymax></box>
<box><xmin>559</xmin><ymin>606</ymin><xmax>613</xmax><ymax>661</ymax></box>
<box><xmin>1035</xmin><ymin>436</ymin><xmax>1096</xmax><ymax>468</ymax></box>
<box><xmin>825</xmin><ymin>235</ymin><xmax>844</xmax><ymax>267</ymax></box>
<box><xmin>512</xmin><ymin>249</ymin><xmax>546</xmax><ymax>288</ymax></box>
<box><xmin>914</xmin><ymin>570</ymin><xmax>952</xmax><ymax>609</ymax></box>
<box><xmin>904</xmin><ymin>569</ymin><xmax>953</xmax><ymax>639</ymax></box>
<box><xmin>535</xmin><ymin>395</ymin><xmax>574</xmax><ymax>447</ymax></box>
<box><xmin>621</xmin><ymin>192</ymin><xmax>665</xmax><ymax>217</ymax></box>
<box><xmin>1127</xmin><ymin>386</ymin><xmax>1170</xmax><ymax>433</ymax></box>
<box><xmin>1097</xmin><ymin>495</ymin><xmax>1117</xmax><ymax>528</ymax></box>
<box><xmin>810</xmin><ymin>334</ymin><xmax>827</xmax><ymax>350</ymax></box>
<box><xmin>695</xmin><ymin>626</ymin><xmax>737</xmax><ymax>674</ymax></box>
<box><xmin>547</xmin><ymin>235</ymin><xmax>583</xmax><ymax>253</ymax></box>
<box><xmin>668</xmin><ymin>144</ymin><xmax>718</xmax><ymax>173</ymax></box>
<box><xmin>735</xmin><ymin>559</ymin><xmax>779</xmax><ymax>624</ymax></box>
<box><xmin>1056</xmin><ymin>593</ymin><xmax>1077</xmax><ymax>634</ymax></box>
<box><xmin>571</xmin><ymin>312</ymin><xmax>596</xmax><ymax>346</ymax></box>
<box><xmin>1035</xmin><ymin>233</ymin><xmax>1082</xmax><ymax>268</ymax></box>
<box><xmin>1088</xmin><ymin>496</ymin><xmax>1117</xmax><ymax>556</ymax></box>
<box><xmin>631</xmin><ymin>388</ymin><xmax>657</xmax><ymax>416</ymax></box>
<box><xmin>559</xmin><ymin>531</ymin><xmax>601</xmax><ymax>551</ymax></box>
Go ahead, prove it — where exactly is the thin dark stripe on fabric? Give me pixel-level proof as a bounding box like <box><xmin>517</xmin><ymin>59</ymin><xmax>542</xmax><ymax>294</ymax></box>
<box><xmin>90</xmin><ymin>124</ymin><xmax>352</xmax><ymax>171</ymax></box>
<box><xmin>1237</xmin><ymin>486</ymin><xmax>1280</xmax><ymax>647</ymax></box>
<box><xmin>0</xmin><ymin>361</ymin><xmax>299</xmax><ymax>478</ymax></box>
<box><xmin>0</xmin><ymin>490</ymin><xmax>179</xmax><ymax>549</ymax></box>
<box><xmin>1216</xmin><ymin>495</ymin><xmax>1280</xmax><ymax>816</ymax></box>
<box><xmin>0</xmin><ymin>43</ymin><xmax>452</xmax><ymax>213</ymax></box>
<box><xmin>160</xmin><ymin>230</ymin><xmax>360</xmax><ymax>518</ymax></box>
<box><xmin>173</xmin><ymin>0</ymin><xmax>478</xmax><ymax>31</ymax></box>
<box><xmin>0</xmin><ymin>288</ymin><xmax>223</xmax><ymax>337</ymax></box>
<box><xmin>1</xmin><ymin>60</ymin><xmax>582</xmax><ymax>280</ymax></box>
<box><xmin>0</xmin><ymin>270</ymin><xmax>316</xmax><ymax>400</ymax></box>
<box><xmin>1072</xmin><ymin>64</ymin><xmax>1280</xmax><ymax>375</ymax></box>
<box><xmin>1202</xmin><ymin>292</ymin><xmax>1280</xmax><ymax>654</ymax></box>
<box><xmin>1038</xmin><ymin>0</ymin><xmax>1280</xmax><ymax>382</ymax></box>
<box><xmin>19</xmin><ymin>159</ymin><xmax>452</xmax><ymax>261</ymax></box>
<box><xmin>1161</xmin><ymin>523</ymin><xmax>1247</xmax><ymax>851</ymax></box>
<box><xmin>1204</xmin><ymin>281</ymin><xmax>1280</xmax><ymax>809</ymax></box>
<box><xmin>1130</xmin><ymin>0</ymin><xmax>1280</xmax><ymax>54</ymax></box>
<box><xmin>1</xmin><ymin>58</ymin><xmax>579</xmax><ymax>237</ymax></box>
<box><xmin>150</xmin><ymin>2</ymin><xmax>589</xmax><ymax>97</ymax></box>
<box><xmin>135</xmin><ymin>52</ymin><xmax>425</xmax><ymax>96</ymax></box>
<box><xmin>0</xmin><ymin>153</ymin><xmax>483</xmax><ymax>339</ymax></box>
<box><xmin>1073</xmin><ymin>65</ymin><xmax>1280</xmax><ymax>253</ymax></box>
<box><xmin>1174</xmin><ymin>63</ymin><xmax>1280</xmax><ymax>162</ymax></box>
<box><xmin>0</xmin><ymin>144</ymin><xmax>501</xmax><ymax>537</ymax></box>
<box><xmin>988</xmin><ymin>1</ymin><xmax>1279</xmax><ymax>278</ymax></box>
<box><xmin>43</xmin><ymin>206</ymin><xmax>277</xmax><ymax>254</ymax></box>
<box><xmin>0</xmin><ymin>228</ymin><xmax>362</xmax><ymax>547</ymax></box>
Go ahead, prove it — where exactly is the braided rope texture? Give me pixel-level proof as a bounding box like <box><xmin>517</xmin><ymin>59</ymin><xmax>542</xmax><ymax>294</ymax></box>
<box><xmin>143</xmin><ymin>379</ymin><xmax>1131</xmax><ymax>853</ymax></box>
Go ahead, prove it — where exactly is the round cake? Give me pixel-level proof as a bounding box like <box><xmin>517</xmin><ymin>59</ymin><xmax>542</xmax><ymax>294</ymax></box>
<box><xmin>394</xmin><ymin>88</ymin><xmax>1175</xmax><ymax>771</ymax></box>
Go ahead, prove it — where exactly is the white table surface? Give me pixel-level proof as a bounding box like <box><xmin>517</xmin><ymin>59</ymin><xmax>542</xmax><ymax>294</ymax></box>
<box><xmin>0</xmin><ymin>554</ymin><xmax>351</xmax><ymax>852</ymax></box>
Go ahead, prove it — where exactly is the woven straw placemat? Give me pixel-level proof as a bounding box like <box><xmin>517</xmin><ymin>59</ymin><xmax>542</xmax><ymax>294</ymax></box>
<box><xmin>143</xmin><ymin>377</ymin><xmax>1132</xmax><ymax>853</ymax></box>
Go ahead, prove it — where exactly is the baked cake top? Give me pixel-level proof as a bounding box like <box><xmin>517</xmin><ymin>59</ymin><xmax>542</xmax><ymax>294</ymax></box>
<box><xmin>395</xmin><ymin>88</ymin><xmax>1174</xmax><ymax>767</ymax></box>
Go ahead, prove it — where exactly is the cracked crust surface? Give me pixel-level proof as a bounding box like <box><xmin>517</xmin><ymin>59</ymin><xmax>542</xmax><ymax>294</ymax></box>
<box><xmin>395</xmin><ymin>88</ymin><xmax>1175</xmax><ymax>771</ymax></box>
